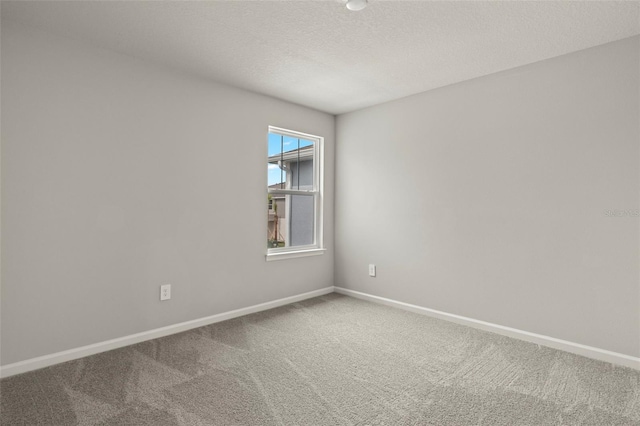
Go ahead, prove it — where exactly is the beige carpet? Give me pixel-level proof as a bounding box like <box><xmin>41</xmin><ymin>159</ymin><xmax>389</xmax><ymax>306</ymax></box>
<box><xmin>1</xmin><ymin>293</ymin><xmax>639</xmax><ymax>425</ymax></box>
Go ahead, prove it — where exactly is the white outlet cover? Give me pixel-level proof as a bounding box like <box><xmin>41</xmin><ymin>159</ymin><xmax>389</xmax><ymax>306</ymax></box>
<box><xmin>160</xmin><ymin>284</ymin><xmax>171</xmax><ymax>301</ymax></box>
<box><xmin>369</xmin><ymin>264</ymin><xmax>376</xmax><ymax>277</ymax></box>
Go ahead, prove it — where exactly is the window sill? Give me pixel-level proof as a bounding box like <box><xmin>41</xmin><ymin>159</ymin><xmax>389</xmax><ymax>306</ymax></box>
<box><xmin>266</xmin><ymin>248</ymin><xmax>326</xmax><ymax>262</ymax></box>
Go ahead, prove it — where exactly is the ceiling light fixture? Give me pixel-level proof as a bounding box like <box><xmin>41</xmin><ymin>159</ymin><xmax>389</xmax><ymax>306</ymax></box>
<box><xmin>346</xmin><ymin>0</ymin><xmax>368</xmax><ymax>11</ymax></box>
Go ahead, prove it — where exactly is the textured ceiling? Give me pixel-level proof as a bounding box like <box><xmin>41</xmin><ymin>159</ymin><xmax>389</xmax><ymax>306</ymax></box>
<box><xmin>2</xmin><ymin>1</ymin><xmax>639</xmax><ymax>115</ymax></box>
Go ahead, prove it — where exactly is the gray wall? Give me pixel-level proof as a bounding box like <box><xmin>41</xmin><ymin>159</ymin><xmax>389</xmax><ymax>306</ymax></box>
<box><xmin>1</xmin><ymin>22</ymin><xmax>335</xmax><ymax>365</ymax></box>
<box><xmin>335</xmin><ymin>36</ymin><xmax>640</xmax><ymax>357</ymax></box>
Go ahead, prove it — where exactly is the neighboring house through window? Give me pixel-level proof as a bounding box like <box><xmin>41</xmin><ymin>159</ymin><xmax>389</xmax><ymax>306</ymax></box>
<box><xmin>267</xmin><ymin>126</ymin><xmax>324</xmax><ymax>260</ymax></box>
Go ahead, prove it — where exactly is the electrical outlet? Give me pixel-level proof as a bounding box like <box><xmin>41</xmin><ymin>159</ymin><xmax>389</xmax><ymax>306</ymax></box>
<box><xmin>369</xmin><ymin>264</ymin><xmax>376</xmax><ymax>277</ymax></box>
<box><xmin>160</xmin><ymin>284</ymin><xmax>171</xmax><ymax>301</ymax></box>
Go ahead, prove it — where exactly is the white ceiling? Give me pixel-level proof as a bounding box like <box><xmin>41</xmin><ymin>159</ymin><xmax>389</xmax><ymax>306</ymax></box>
<box><xmin>3</xmin><ymin>1</ymin><xmax>639</xmax><ymax>115</ymax></box>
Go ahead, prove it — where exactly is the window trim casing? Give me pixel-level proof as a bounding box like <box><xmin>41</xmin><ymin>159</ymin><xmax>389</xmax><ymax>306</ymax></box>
<box><xmin>266</xmin><ymin>126</ymin><xmax>324</xmax><ymax>261</ymax></box>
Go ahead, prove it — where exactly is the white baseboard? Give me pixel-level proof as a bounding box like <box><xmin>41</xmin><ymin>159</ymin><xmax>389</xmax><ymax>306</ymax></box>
<box><xmin>4</xmin><ymin>285</ymin><xmax>637</xmax><ymax>378</ymax></box>
<box><xmin>0</xmin><ymin>286</ymin><xmax>335</xmax><ymax>378</ymax></box>
<box><xmin>334</xmin><ymin>287</ymin><xmax>640</xmax><ymax>370</ymax></box>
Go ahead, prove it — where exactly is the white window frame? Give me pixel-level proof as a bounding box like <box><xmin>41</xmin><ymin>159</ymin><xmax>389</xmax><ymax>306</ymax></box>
<box><xmin>266</xmin><ymin>126</ymin><xmax>325</xmax><ymax>261</ymax></box>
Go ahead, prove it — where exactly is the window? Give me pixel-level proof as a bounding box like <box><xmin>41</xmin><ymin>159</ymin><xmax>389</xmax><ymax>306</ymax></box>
<box><xmin>267</xmin><ymin>126</ymin><xmax>324</xmax><ymax>260</ymax></box>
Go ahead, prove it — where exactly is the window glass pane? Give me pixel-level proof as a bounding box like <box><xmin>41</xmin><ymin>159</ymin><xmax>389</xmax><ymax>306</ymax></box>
<box><xmin>267</xmin><ymin>193</ymin><xmax>315</xmax><ymax>248</ymax></box>
<box><xmin>267</xmin><ymin>132</ymin><xmax>314</xmax><ymax>190</ymax></box>
<box><xmin>267</xmin><ymin>193</ymin><xmax>286</xmax><ymax>248</ymax></box>
<box><xmin>289</xmin><ymin>194</ymin><xmax>315</xmax><ymax>246</ymax></box>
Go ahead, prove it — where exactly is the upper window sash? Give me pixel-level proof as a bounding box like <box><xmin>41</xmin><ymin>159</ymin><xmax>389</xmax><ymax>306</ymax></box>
<box><xmin>268</xmin><ymin>126</ymin><xmax>320</xmax><ymax>191</ymax></box>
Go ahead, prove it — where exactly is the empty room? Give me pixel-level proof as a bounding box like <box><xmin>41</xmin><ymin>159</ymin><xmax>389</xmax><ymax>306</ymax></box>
<box><xmin>1</xmin><ymin>0</ymin><xmax>639</xmax><ymax>425</ymax></box>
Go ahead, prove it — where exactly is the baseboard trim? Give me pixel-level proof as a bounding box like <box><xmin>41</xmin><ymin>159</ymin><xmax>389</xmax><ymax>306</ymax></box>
<box><xmin>0</xmin><ymin>286</ymin><xmax>335</xmax><ymax>378</ymax></box>
<box><xmin>5</xmin><ymin>285</ymin><xmax>637</xmax><ymax>378</ymax></box>
<box><xmin>334</xmin><ymin>287</ymin><xmax>640</xmax><ymax>370</ymax></box>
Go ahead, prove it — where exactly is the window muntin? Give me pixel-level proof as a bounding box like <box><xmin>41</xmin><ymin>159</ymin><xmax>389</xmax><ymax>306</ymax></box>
<box><xmin>267</xmin><ymin>127</ymin><xmax>323</xmax><ymax>257</ymax></box>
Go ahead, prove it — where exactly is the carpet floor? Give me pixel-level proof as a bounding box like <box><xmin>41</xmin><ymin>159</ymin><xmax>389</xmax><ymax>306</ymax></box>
<box><xmin>1</xmin><ymin>293</ymin><xmax>639</xmax><ymax>425</ymax></box>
